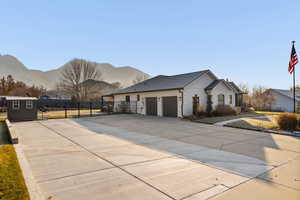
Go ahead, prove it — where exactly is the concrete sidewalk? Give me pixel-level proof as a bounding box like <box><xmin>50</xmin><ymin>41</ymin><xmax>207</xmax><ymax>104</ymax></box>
<box><xmin>13</xmin><ymin>115</ymin><xmax>300</xmax><ymax>200</ymax></box>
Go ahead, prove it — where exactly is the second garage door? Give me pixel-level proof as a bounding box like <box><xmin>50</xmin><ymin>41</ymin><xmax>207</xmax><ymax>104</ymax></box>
<box><xmin>162</xmin><ymin>96</ymin><xmax>178</xmax><ymax>117</ymax></box>
<box><xmin>146</xmin><ymin>97</ymin><xmax>157</xmax><ymax>116</ymax></box>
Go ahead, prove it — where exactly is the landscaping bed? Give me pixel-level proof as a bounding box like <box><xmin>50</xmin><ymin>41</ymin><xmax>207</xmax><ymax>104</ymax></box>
<box><xmin>0</xmin><ymin>145</ymin><xmax>30</xmax><ymax>200</ymax></box>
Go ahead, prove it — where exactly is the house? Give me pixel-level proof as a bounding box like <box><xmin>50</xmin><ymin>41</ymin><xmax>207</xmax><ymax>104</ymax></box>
<box><xmin>266</xmin><ymin>89</ymin><xmax>300</xmax><ymax>112</ymax></box>
<box><xmin>1</xmin><ymin>96</ymin><xmax>38</xmax><ymax>121</ymax></box>
<box><xmin>111</xmin><ymin>70</ymin><xmax>243</xmax><ymax>117</ymax></box>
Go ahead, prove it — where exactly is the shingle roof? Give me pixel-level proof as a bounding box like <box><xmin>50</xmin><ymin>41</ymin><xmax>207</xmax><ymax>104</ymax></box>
<box><xmin>228</xmin><ymin>82</ymin><xmax>244</xmax><ymax>94</ymax></box>
<box><xmin>271</xmin><ymin>89</ymin><xmax>300</xmax><ymax>101</ymax></box>
<box><xmin>205</xmin><ymin>79</ymin><xmax>222</xmax><ymax>90</ymax></box>
<box><xmin>205</xmin><ymin>79</ymin><xmax>242</xmax><ymax>93</ymax></box>
<box><xmin>112</xmin><ymin>70</ymin><xmax>212</xmax><ymax>95</ymax></box>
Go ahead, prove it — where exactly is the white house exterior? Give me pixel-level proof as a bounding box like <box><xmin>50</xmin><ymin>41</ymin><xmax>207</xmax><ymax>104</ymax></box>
<box><xmin>111</xmin><ymin>70</ymin><xmax>243</xmax><ymax>117</ymax></box>
<box><xmin>267</xmin><ymin>89</ymin><xmax>300</xmax><ymax>112</ymax></box>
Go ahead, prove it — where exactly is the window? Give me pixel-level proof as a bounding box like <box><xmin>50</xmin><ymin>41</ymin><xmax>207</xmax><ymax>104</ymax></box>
<box><xmin>12</xmin><ymin>100</ymin><xmax>20</xmax><ymax>110</ymax></box>
<box><xmin>229</xmin><ymin>95</ymin><xmax>233</xmax><ymax>104</ymax></box>
<box><xmin>217</xmin><ymin>94</ymin><xmax>225</xmax><ymax>105</ymax></box>
<box><xmin>125</xmin><ymin>95</ymin><xmax>130</xmax><ymax>102</ymax></box>
<box><xmin>137</xmin><ymin>94</ymin><xmax>140</xmax><ymax>101</ymax></box>
<box><xmin>26</xmin><ymin>100</ymin><xmax>33</xmax><ymax>109</ymax></box>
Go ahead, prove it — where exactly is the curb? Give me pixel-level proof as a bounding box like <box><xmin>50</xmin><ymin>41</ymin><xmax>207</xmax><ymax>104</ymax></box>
<box><xmin>14</xmin><ymin>143</ymin><xmax>47</xmax><ymax>200</ymax></box>
<box><xmin>5</xmin><ymin>120</ymin><xmax>46</xmax><ymax>200</ymax></box>
<box><xmin>5</xmin><ymin>119</ymin><xmax>18</xmax><ymax>144</ymax></box>
<box><xmin>190</xmin><ymin>118</ymin><xmax>300</xmax><ymax>138</ymax></box>
<box><xmin>224</xmin><ymin>124</ymin><xmax>300</xmax><ymax>138</ymax></box>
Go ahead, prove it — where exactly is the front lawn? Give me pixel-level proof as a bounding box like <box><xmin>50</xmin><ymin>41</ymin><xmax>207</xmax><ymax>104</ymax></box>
<box><xmin>194</xmin><ymin>113</ymin><xmax>262</xmax><ymax>124</ymax></box>
<box><xmin>225</xmin><ymin>115</ymin><xmax>279</xmax><ymax>131</ymax></box>
<box><xmin>255</xmin><ymin>111</ymin><xmax>300</xmax><ymax>117</ymax></box>
<box><xmin>0</xmin><ymin>145</ymin><xmax>30</xmax><ymax>200</ymax></box>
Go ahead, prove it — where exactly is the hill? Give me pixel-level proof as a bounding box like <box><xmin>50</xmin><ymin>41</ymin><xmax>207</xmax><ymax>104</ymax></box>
<box><xmin>0</xmin><ymin>55</ymin><xmax>150</xmax><ymax>89</ymax></box>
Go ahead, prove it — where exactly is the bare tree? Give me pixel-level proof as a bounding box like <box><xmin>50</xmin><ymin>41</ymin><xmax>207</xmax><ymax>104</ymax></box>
<box><xmin>290</xmin><ymin>85</ymin><xmax>300</xmax><ymax>92</ymax></box>
<box><xmin>59</xmin><ymin>59</ymin><xmax>101</xmax><ymax>100</ymax></box>
<box><xmin>132</xmin><ymin>75</ymin><xmax>147</xmax><ymax>85</ymax></box>
<box><xmin>251</xmin><ymin>86</ymin><xmax>275</xmax><ymax>110</ymax></box>
<box><xmin>238</xmin><ymin>83</ymin><xmax>251</xmax><ymax>106</ymax></box>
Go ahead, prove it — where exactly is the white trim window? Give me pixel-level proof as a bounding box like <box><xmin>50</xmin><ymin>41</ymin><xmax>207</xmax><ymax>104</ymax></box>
<box><xmin>26</xmin><ymin>100</ymin><xmax>33</xmax><ymax>109</ymax></box>
<box><xmin>229</xmin><ymin>95</ymin><xmax>233</xmax><ymax>104</ymax></box>
<box><xmin>12</xmin><ymin>100</ymin><xmax>20</xmax><ymax>110</ymax></box>
<box><xmin>217</xmin><ymin>94</ymin><xmax>225</xmax><ymax>105</ymax></box>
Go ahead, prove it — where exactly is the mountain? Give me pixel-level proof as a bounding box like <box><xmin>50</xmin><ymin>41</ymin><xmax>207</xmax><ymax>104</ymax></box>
<box><xmin>81</xmin><ymin>79</ymin><xmax>120</xmax><ymax>96</ymax></box>
<box><xmin>46</xmin><ymin>79</ymin><xmax>119</xmax><ymax>99</ymax></box>
<box><xmin>0</xmin><ymin>55</ymin><xmax>150</xmax><ymax>89</ymax></box>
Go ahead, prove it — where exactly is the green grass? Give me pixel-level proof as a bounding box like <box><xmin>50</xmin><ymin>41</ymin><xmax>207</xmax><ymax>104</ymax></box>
<box><xmin>255</xmin><ymin>111</ymin><xmax>300</xmax><ymax>117</ymax></box>
<box><xmin>194</xmin><ymin>113</ymin><xmax>262</xmax><ymax>124</ymax></box>
<box><xmin>0</xmin><ymin>145</ymin><xmax>30</xmax><ymax>200</ymax></box>
<box><xmin>225</xmin><ymin>115</ymin><xmax>279</xmax><ymax>131</ymax></box>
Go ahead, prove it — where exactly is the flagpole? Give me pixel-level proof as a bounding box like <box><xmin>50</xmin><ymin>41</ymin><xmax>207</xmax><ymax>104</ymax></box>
<box><xmin>292</xmin><ymin>41</ymin><xmax>296</xmax><ymax>113</ymax></box>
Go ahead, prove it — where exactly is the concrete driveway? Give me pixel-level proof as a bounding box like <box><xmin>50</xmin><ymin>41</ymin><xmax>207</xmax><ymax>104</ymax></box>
<box><xmin>14</xmin><ymin>114</ymin><xmax>300</xmax><ymax>200</ymax></box>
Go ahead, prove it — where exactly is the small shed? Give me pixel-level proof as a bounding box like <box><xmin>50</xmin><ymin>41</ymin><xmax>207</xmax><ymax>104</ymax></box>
<box><xmin>5</xmin><ymin>96</ymin><xmax>38</xmax><ymax>122</ymax></box>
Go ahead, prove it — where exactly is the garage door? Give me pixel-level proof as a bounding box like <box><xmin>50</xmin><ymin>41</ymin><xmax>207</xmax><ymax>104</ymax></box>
<box><xmin>146</xmin><ymin>97</ymin><xmax>157</xmax><ymax>116</ymax></box>
<box><xmin>162</xmin><ymin>96</ymin><xmax>178</xmax><ymax>117</ymax></box>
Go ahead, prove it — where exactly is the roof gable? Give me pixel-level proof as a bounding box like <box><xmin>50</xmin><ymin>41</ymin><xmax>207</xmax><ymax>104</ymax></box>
<box><xmin>205</xmin><ymin>79</ymin><xmax>239</xmax><ymax>92</ymax></box>
<box><xmin>271</xmin><ymin>89</ymin><xmax>300</xmax><ymax>101</ymax></box>
<box><xmin>112</xmin><ymin>70</ymin><xmax>214</xmax><ymax>95</ymax></box>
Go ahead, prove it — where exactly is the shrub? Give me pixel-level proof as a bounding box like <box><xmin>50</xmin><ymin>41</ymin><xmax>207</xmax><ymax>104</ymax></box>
<box><xmin>277</xmin><ymin>113</ymin><xmax>298</xmax><ymax>131</ymax></box>
<box><xmin>211</xmin><ymin>105</ymin><xmax>237</xmax><ymax>116</ymax></box>
<box><xmin>195</xmin><ymin>105</ymin><xmax>206</xmax><ymax>117</ymax></box>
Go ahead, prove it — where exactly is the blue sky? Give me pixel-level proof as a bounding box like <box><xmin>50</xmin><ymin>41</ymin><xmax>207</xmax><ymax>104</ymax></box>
<box><xmin>1</xmin><ymin>0</ymin><xmax>299</xmax><ymax>89</ymax></box>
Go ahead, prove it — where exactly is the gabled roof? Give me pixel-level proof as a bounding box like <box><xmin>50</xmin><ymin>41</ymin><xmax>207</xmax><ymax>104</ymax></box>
<box><xmin>270</xmin><ymin>89</ymin><xmax>300</xmax><ymax>102</ymax></box>
<box><xmin>228</xmin><ymin>82</ymin><xmax>244</xmax><ymax>94</ymax></box>
<box><xmin>205</xmin><ymin>79</ymin><xmax>242</xmax><ymax>93</ymax></box>
<box><xmin>112</xmin><ymin>70</ymin><xmax>215</xmax><ymax>95</ymax></box>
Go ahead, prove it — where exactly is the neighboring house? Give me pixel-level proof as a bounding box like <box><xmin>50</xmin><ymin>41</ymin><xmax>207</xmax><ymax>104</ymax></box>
<box><xmin>267</xmin><ymin>89</ymin><xmax>300</xmax><ymax>112</ymax></box>
<box><xmin>111</xmin><ymin>70</ymin><xmax>243</xmax><ymax>117</ymax></box>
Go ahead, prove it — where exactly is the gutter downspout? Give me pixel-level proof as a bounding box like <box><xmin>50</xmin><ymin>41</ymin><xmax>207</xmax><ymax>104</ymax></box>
<box><xmin>179</xmin><ymin>89</ymin><xmax>184</xmax><ymax>117</ymax></box>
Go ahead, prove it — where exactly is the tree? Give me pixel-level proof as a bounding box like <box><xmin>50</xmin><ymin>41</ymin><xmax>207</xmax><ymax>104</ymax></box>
<box><xmin>132</xmin><ymin>75</ymin><xmax>147</xmax><ymax>85</ymax></box>
<box><xmin>238</xmin><ymin>83</ymin><xmax>251</xmax><ymax>106</ymax></box>
<box><xmin>0</xmin><ymin>75</ymin><xmax>45</xmax><ymax>97</ymax></box>
<box><xmin>111</xmin><ymin>82</ymin><xmax>122</xmax><ymax>89</ymax></box>
<box><xmin>59</xmin><ymin>59</ymin><xmax>102</xmax><ymax>100</ymax></box>
<box><xmin>290</xmin><ymin>85</ymin><xmax>300</xmax><ymax>92</ymax></box>
<box><xmin>251</xmin><ymin>86</ymin><xmax>275</xmax><ymax>110</ymax></box>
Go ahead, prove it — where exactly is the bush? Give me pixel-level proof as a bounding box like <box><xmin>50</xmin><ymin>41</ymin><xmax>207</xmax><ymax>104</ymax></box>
<box><xmin>195</xmin><ymin>105</ymin><xmax>206</xmax><ymax>117</ymax></box>
<box><xmin>211</xmin><ymin>105</ymin><xmax>237</xmax><ymax>116</ymax></box>
<box><xmin>277</xmin><ymin>113</ymin><xmax>298</xmax><ymax>131</ymax></box>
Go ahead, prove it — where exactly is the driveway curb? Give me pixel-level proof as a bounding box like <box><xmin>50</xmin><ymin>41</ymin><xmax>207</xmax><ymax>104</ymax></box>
<box><xmin>6</xmin><ymin>121</ymin><xmax>46</xmax><ymax>200</ymax></box>
<box><xmin>14</xmin><ymin>143</ymin><xmax>46</xmax><ymax>200</ymax></box>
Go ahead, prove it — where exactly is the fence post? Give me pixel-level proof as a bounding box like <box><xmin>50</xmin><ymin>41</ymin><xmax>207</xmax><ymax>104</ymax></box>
<box><xmin>64</xmin><ymin>105</ymin><xmax>67</xmax><ymax>118</ymax></box>
<box><xmin>77</xmin><ymin>102</ymin><xmax>80</xmax><ymax>118</ymax></box>
<box><xmin>90</xmin><ymin>102</ymin><xmax>92</xmax><ymax>116</ymax></box>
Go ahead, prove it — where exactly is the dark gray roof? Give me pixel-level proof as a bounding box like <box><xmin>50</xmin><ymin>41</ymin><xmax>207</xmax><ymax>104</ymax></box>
<box><xmin>112</xmin><ymin>70</ymin><xmax>212</xmax><ymax>95</ymax></box>
<box><xmin>228</xmin><ymin>82</ymin><xmax>244</xmax><ymax>94</ymax></box>
<box><xmin>205</xmin><ymin>79</ymin><xmax>223</xmax><ymax>90</ymax></box>
<box><xmin>271</xmin><ymin>89</ymin><xmax>300</xmax><ymax>101</ymax></box>
<box><xmin>205</xmin><ymin>79</ymin><xmax>242</xmax><ymax>93</ymax></box>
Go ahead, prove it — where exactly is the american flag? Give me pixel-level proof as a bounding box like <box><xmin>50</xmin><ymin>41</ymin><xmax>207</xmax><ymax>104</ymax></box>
<box><xmin>288</xmin><ymin>43</ymin><xmax>298</xmax><ymax>74</ymax></box>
